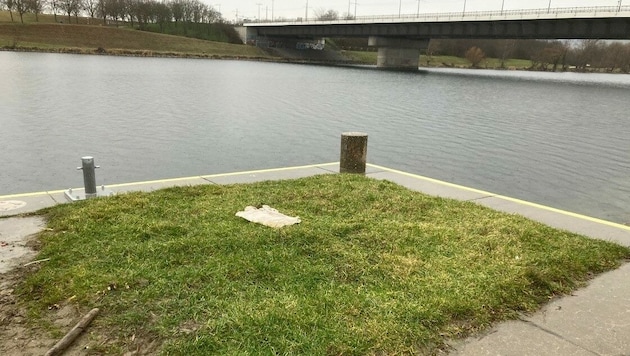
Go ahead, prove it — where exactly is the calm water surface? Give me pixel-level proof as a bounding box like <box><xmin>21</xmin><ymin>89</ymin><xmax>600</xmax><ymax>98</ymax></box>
<box><xmin>1</xmin><ymin>52</ymin><xmax>629</xmax><ymax>223</ymax></box>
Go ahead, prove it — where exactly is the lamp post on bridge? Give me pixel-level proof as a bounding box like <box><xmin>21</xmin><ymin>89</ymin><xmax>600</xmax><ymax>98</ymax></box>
<box><xmin>547</xmin><ymin>0</ymin><xmax>552</xmax><ymax>14</ymax></box>
<box><xmin>462</xmin><ymin>0</ymin><xmax>467</xmax><ymax>15</ymax></box>
<box><xmin>619</xmin><ymin>0</ymin><xmax>623</xmax><ymax>12</ymax></box>
<box><xmin>501</xmin><ymin>0</ymin><xmax>505</xmax><ymax>14</ymax></box>
<box><xmin>417</xmin><ymin>0</ymin><xmax>420</xmax><ymax>17</ymax></box>
<box><xmin>345</xmin><ymin>0</ymin><xmax>359</xmax><ymax>19</ymax></box>
<box><xmin>399</xmin><ymin>0</ymin><xmax>402</xmax><ymax>18</ymax></box>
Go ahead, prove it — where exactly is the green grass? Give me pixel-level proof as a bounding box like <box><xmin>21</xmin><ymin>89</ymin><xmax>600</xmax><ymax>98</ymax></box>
<box><xmin>19</xmin><ymin>174</ymin><xmax>630</xmax><ymax>354</ymax></box>
<box><xmin>422</xmin><ymin>55</ymin><xmax>533</xmax><ymax>69</ymax></box>
<box><xmin>0</xmin><ymin>22</ymin><xmax>269</xmax><ymax>59</ymax></box>
<box><xmin>344</xmin><ymin>51</ymin><xmax>534</xmax><ymax>70</ymax></box>
<box><xmin>342</xmin><ymin>50</ymin><xmax>377</xmax><ymax>64</ymax></box>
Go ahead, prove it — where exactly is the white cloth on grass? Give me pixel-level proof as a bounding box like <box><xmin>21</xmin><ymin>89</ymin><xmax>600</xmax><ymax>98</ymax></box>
<box><xmin>236</xmin><ymin>205</ymin><xmax>301</xmax><ymax>228</ymax></box>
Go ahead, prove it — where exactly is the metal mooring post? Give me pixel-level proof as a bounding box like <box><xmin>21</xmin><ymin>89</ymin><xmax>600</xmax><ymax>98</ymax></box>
<box><xmin>80</xmin><ymin>156</ymin><xmax>98</xmax><ymax>198</ymax></box>
<box><xmin>340</xmin><ymin>132</ymin><xmax>368</xmax><ymax>174</ymax></box>
<box><xmin>64</xmin><ymin>156</ymin><xmax>113</xmax><ymax>202</ymax></box>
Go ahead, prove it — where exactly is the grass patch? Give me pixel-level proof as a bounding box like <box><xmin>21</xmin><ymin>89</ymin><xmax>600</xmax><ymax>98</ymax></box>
<box><xmin>0</xmin><ymin>23</ymin><xmax>269</xmax><ymax>58</ymax></box>
<box><xmin>343</xmin><ymin>51</ymin><xmax>534</xmax><ymax>70</ymax></box>
<box><xmin>342</xmin><ymin>50</ymin><xmax>377</xmax><ymax>64</ymax></box>
<box><xmin>421</xmin><ymin>55</ymin><xmax>533</xmax><ymax>70</ymax></box>
<box><xmin>20</xmin><ymin>174</ymin><xmax>629</xmax><ymax>354</ymax></box>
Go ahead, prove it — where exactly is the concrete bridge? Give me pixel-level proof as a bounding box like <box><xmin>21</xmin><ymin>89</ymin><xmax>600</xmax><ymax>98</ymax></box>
<box><xmin>243</xmin><ymin>5</ymin><xmax>630</xmax><ymax>70</ymax></box>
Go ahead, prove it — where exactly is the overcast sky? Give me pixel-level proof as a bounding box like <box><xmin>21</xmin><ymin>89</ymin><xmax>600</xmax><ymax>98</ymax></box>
<box><xmin>208</xmin><ymin>0</ymin><xmax>624</xmax><ymax>22</ymax></box>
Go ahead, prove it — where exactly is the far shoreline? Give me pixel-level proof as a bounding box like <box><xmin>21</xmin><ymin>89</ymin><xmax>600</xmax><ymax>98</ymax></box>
<box><xmin>2</xmin><ymin>45</ymin><xmax>628</xmax><ymax>75</ymax></box>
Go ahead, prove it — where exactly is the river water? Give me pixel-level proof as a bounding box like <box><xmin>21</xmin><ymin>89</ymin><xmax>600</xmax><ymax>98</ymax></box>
<box><xmin>1</xmin><ymin>52</ymin><xmax>629</xmax><ymax>223</ymax></box>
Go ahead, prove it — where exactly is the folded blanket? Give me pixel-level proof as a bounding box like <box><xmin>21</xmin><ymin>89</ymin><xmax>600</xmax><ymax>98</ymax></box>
<box><xmin>236</xmin><ymin>205</ymin><xmax>301</xmax><ymax>228</ymax></box>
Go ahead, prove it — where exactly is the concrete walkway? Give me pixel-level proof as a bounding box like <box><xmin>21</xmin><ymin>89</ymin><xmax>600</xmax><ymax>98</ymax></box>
<box><xmin>1</xmin><ymin>162</ymin><xmax>629</xmax><ymax>355</ymax></box>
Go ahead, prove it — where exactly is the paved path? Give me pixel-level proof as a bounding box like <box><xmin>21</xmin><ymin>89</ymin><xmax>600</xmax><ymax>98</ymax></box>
<box><xmin>1</xmin><ymin>162</ymin><xmax>629</xmax><ymax>355</ymax></box>
<box><xmin>0</xmin><ymin>217</ymin><xmax>46</xmax><ymax>274</ymax></box>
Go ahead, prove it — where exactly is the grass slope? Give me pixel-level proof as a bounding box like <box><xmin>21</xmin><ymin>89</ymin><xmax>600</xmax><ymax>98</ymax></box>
<box><xmin>0</xmin><ymin>23</ymin><xmax>268</xmax><ymax>58</ymax></box>
<box><xmin>344</xmin><ymin>51</ymin><xmax>534</xmax><ymax>70</ymax></box>
<box><xmin>20</xmin><ymin>174</ymin><xmax>630</xmax><ymax>354</ymax></box>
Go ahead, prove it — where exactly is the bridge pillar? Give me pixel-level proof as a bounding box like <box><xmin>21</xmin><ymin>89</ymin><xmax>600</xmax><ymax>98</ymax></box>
<box><xmin>368</xmin><ymin>37</ymin><xmax>429</xmax><ymax>71</ymax></box>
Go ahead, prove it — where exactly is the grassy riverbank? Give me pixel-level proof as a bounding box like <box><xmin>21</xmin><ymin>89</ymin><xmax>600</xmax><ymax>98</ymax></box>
<box><xmin>343</xmin><ymin>50</ymin><xmax>534</xmax><ymax>70</ymax></box>
<box><xmin>0</xmin><ymin>23</ymin><xmax>269</xmax><ymax>59</ymax></box>
<box><xmin>0</xmin><ymin>19</ymin><xmax>531</xmax><ymax>68</ymax></box>
<box><xmin>18</xmin><ymin>174</ymin><xmax>630</xmax><ymax>354</ymax></box>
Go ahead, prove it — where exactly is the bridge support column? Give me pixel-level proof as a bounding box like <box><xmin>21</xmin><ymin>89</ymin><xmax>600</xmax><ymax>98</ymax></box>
<box><xmin>368</xmin><ymin>37</ymin><xmax>429</xmax><ymax>71</ymax></box>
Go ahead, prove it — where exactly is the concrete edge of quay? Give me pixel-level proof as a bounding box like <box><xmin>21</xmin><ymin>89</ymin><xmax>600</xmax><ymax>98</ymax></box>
<box><xmin>1</xmin><ymin>162</ymin><xmax>630</xmax><ymax>355</ymax></box>
<box><xmin>2</xmin><ymin>162</ymin><xmax>629</xmax><ymax>246</ymax></box>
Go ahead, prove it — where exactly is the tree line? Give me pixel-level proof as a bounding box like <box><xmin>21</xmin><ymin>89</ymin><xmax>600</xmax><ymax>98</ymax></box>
<box><xmin>432</xmin><ymin>39</ymin><xmax>630</xmax><ymax>73</ymax></box>
<box><xmin>1</xmin><ymin>0</ymin><xmax>222</xmax><ymax>28</ymax></box>
<box><xmin>334</xmin><ymin>37</ymin><xmax>630</xmax><ymax>73</ymax></box>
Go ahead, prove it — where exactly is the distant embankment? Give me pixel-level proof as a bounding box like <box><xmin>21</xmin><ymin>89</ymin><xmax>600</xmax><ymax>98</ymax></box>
<box><xmin>0</xmin><ymin>23</ymin><xmax>269</xmax><ymax>59</ymax></box>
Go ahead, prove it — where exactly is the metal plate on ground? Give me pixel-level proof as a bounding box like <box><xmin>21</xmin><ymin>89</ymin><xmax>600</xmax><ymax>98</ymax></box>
<box><xmin>0</xmin><ymin>201</ymin><xmax>27</xmax><ymax>212</ymax></box>
<box><xmin>64</xmin><ymin>187</ymin><xmax>114</xmax><ymax>202</ymax></box>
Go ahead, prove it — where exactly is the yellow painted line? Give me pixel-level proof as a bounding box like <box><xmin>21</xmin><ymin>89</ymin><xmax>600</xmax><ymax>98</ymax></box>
<box><xmin>0</xmin><ymin>189</ymin><xmax>66</xmax><ymax>199</ymax></box>
<box><xmin>3</xmin><ymin>161</ymin><xmax>628</xmax><ymax>232</ymax></box>
<box><xmin>107</xmin><ymin>176</ymin><xmax>212</xmax><ymax>188</ymax></box>
<box><xmin>368</xmin><ymin>163</ymin><xmax>630</xmax><ymax>232</ymax></box>
<box><xmin>0</xmin><ymin>163</ymin><xmax>338</xmax><ymax>198</ymax></box>
<box><xmin>201</xmin><ymin>162</ymin><xmax>339</xmax><ymax>179</ymax></box>
<box><xmin>102</xmin><ymin>162</ymin><xmax>340</xmax><ymax>188</ymax></box>
<box><xmin>368</xmin><ymin>163</ymin><xmax>494</xmax><ymax>196</ymax></box>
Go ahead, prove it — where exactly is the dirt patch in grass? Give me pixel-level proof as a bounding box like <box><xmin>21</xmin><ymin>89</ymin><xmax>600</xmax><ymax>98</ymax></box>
<box><xmin>0</xmin><ymin>216</ymin><xmax>159</xmax><ymax>355</ymax></box>
<box><xmin>1</xmin><ymin>266</ymin><xmax>161</xmax><ymax>355</ymax></box>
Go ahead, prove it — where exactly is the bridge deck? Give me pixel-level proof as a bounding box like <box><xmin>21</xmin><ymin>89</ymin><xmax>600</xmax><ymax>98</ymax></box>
<box><xmin>244</xmin><ymin>6</ymin><xmax>630</xmax><ymax>41</ymax></box>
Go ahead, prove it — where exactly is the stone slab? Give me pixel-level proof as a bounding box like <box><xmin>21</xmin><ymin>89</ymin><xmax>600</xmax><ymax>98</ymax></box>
<box><xmin>0</xmin><ymin>194</ymin><xmax>59</xmax><ymax>217</ymax></box>
<box><xmin>475</xmin><ymin>196</ymin><xmax>630</xmax><ymax>247</ymax></box>
<box><xmin>368</xmin><ymin>171</ymin><xmax>493</xmax><ymax>202</ymax></box>
<box><xmin>522</xmin><ymin>263</ymin><xmax>630</xmax><ymax>356</ymax></box>
<box><xmin>205</xmin><ymin>166</ymin><xmax>335</xmax><ymax>185</ymax></box>
<box><xmin>450</xmin><ymin>320</ymin><xmax>596</xmax><ymax>356</ymax></box>
<box><xmin>0</xmin><ymin>216</ymin><xmax>46</xmax><ymax>274</ymax></box>
<box><xmin>107</xmin><ymin>177</ymin><xmax>212</xmax><ymax>194</ymax></box>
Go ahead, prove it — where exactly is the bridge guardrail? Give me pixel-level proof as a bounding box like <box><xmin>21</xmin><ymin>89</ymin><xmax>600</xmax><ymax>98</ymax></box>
<box><xmin>244</xmin><ymin>5</ymin><xmax>630</xmax><ymax>26</ymax></box>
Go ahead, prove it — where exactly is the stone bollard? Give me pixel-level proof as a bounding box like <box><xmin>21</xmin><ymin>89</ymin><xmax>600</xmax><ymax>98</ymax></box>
<box><xmin>340</xmin><ymin>132</ymin><xmax>368</xmax><ymax>174</ymax></box>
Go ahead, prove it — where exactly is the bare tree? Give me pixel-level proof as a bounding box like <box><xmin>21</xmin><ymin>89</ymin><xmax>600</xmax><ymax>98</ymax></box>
<box><xmin>154</xmin><ymin>1</ymin><xmax>172</xmax><ymax>30</ymax></box>
<box><xmin>600</xmin><ymin>42</ymin><xmax>629</xmax><ymax>73</ymax></box>
<box><xmin>497</xmin><ymin>39</ymin><xmax>516</xmax><ymax>68</ymax></box>
<box><xmin>425</xmin><ymin>39</ymin><xmax>441</xmax><ymax>66</ymax></box>
<box><xmin>48</xmin><ymin>0</ymin><xmax>59</xmax><ymax>22</ymax></box>
<box><xmin>84</xmin><ymin>0</ymin><xmax>98</xmax><ymax>19</ymax></box>
<box><xmin>314</xmin><ymin>8</ymin><xmax>338</xmax><ymax>21</ymax></box>
<box><xmin>465</xmin><ymin>46</ymin><xmax>485</xmax><ymax>68</ymax></box>
<box><xmin>26</xmin><ymin>0</ymin><xmax>45</xmax><ymax>21</ymax></box>
<box><xmin>619</xmin><ymin>44</ymin><xmax>630</xmax><ymax>73</ymax></box>
<box><xmin>13</xmin><ymin>0</ymin><xmax>28</xmax><ymax>23</ymax></box>
<box><xmin>58</xmin><ymin>0</ymin><xmax>80</xmax><ymax>23</ymax></box>
<box><xmin>96</xmin><ymin>0</ymin><xmax>106</xmax><ymax>24</ymax></box>
<box><xmin>530</xmin><ymin>42</ymin><xmax>567</xmax><ymax>71</ymax></box>
<box><xmin>71</xmin><ymin>0</ymin><xmax>81</xmax><ymax>22</ymax></box>
<box><xmin>568</xmin><ymin>40</ymin><xmax>602</xmax><ymax>72</ymax></box>
<box><xmin>1</xmin><ymin>0</ymin><xmax>15</xmax><ymax>22</ymax></box>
